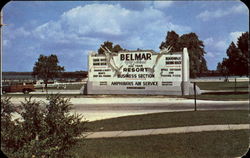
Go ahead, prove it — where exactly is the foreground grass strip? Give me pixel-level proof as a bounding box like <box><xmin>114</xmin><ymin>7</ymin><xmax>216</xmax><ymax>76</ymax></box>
<box><xmin>187</xmin><ymin>93</ymin><xmax>249</xmax><ymax>100</ymax></box>
<box><xmin>72</xmin><ymin>130</ymin><xmax>249</xmax><ymax>158</ymax></box>
<box><xmin>86</xmin><ymin>110</ymin><xmax>248</xmax><ymax>132</ymax></box>
<box><xmin>3</xmin><ymin>92</ymin><xmax>248</xmax><ymax>100</ymax></box>
<box><xmin>84</xmin><ymin>124</ymin><xmax>249</xmax><ymax>139</ymax></box>
<box><xmin>196</xmin><ymin>81</ymin><xmax>248</xmax><ymax>90</ymax></box>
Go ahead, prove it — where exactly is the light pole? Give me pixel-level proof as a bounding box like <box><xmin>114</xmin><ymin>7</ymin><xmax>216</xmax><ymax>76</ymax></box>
<box><xmin>0</xmin><ymin>10</ymin><xmax>3</xmax><ymax>95</ymax></box>
<box><xmin>0</xmin><ymin>10</ymin><xmax>6</xmax><ymax>95</ymax></box>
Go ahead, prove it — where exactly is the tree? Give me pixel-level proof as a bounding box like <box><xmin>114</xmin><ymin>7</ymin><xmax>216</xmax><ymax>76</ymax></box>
<box><xmin>1</xmin><ymin>95</ymin><xmax>87</xmax><ymax>158</ymax></box>
<box><xmin>228</xmin><ymin>42</ymin><xmax>247</xmax><ymax>76</ymax></box>
<box><xmin>179</xmin><ymin>33</ymin><xmax>207</xmax><ymax>77</ymax></box>
<box><xmin>216</xmin><ymin>32</ymin><xmax>248</xmax><ymax>77</ymax></box>
<box><xmin>237</xmin><ymin>32</ymin><xmax>248</xmax><ymax>57</ymax></box>
<box><xmin>32</xmin><ymin>54</ymin><xmax>64</xmax><ymax>90</ymax></box>
<box><xmin>113</xmin><ymin>44</ymin><xmax>123</xmax><ymax>53</ymax></box>
<box><xmin>160</xmin><ymin>31</ymin><xmax>208</xmax><ymax>78</ymax></box>
<box><xmin>98</xmin><ymin>41</ymin><xmax>123</xmax><ymax>54</ymax></box>
<box><xmin>159</xmin><ymin>31</ymin><xmax>180</xmax><ymax>52</ymax></box>
<box><xmin>236</xmin><ymin>32</ymin><xmax>249</xmax><ymax>76</ymax></box>
<box><xmin>221</xmin><ymin>32</ymin><xmax>248</xmax><ymax>76</ymax></box>
<box><xmin>217</xmin><ymin>60</ymin><xmax>229</xmax><ymax>81</ymax></box>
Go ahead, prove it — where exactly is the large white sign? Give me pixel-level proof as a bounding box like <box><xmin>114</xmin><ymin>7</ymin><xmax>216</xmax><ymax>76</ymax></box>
<box><xmin>87</xmin><ymin>49</ymin><xmax>190</xmax><ymax>95</ymax></box>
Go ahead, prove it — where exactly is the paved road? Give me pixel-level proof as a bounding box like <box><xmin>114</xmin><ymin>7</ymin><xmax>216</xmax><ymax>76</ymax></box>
<box><xmin>11</xmin><ymin>97</ymin><xmax>248</xmax><ymax>121</ymax></box>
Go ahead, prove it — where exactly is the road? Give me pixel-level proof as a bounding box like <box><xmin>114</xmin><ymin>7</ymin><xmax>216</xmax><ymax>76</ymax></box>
<box><xmin>10</xmin><ymin>97</ymin><xmax>248</xmax><ymax>121</ymax></box>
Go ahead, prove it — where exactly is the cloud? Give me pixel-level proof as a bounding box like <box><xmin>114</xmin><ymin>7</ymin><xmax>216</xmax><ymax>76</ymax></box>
<box><xmin>204</xmin><ymin>37</ymin><xmax>214</xmax><ymax>46</ymax></box>
<box><xmin>214</xmin><ymin>40</ymin><xmax>228</xmax><ymax>51</ymax></box>
<box><xmin>119</xmin><ymin>1</ymin><xmax>152</xmax><ymax>11</ymax></box>
<box><xmin>231</xmin><ymin>4</ymin><xmax>248</xmax><ymax>14</ymax></box>
<box><xmin>203</xmin><ymin>30</ymin><xmax>246</xmax><ymax>70</ymax></box>
<box><xmin>197</xmin><ymin>4</ymin><xmax>248</xmax><ymax>21</ymax></box>
<box><xmin>60</xmin><ymin>4</ymin><xmax>124</xmax><ymax>36</ymax></box>
<box><xmin>204</xmin><ymin>31</ymin><xmax>246</xmax><ymax>52</ymax></box>
<box><xmin>3</xmin><ymin>40</ymin><xmax>10</xmax><ymax>47</ymax></box>
<box><xmin>229</xmin><ymin>31</ymin><xmax>244</xmax><ymax>44</ymax></box>
<box><xmin>205</xmin><ymin>52</ymin><xmax>215</xmax><ymax>58</ymax></box>
<box><xmin>5</xmin><ymin>26</ymin><xmax>31</xmax><ymax>40</ymax></box>
<box><xmin>33</xmin><ymin>21</ymin><xmax>63</xmax><ymax>40</ymax></box>
<box><xmin>197</xmin><ymin>10</ymin><xmax>227</xmax><ymax>21</ymax></box>
<box><xmin>204</xmin><ymin>37</ymin><xmax>227</xmax><ymax>51</ymax></box>
<box><xmin>31</xmin><ymin>3</ymin><xmax>190</xmax><ymax>51</ymax></box>
<box><xmin>153</xmin><ymin>1</ymin><xmax>174</xmax><ymax>9</ymax></box>
<box><xmin>4</xmin><ymin>3</ymin><xmax>192</xmax><ymax>71</ymax></box>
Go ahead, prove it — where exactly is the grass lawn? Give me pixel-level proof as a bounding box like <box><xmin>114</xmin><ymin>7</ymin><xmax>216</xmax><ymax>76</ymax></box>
<box><xmin>187</xmin><ymin>93</ymin><xmax>249</xmax><ymax>100</ymax></box>
<box><xmin>74</xmin><ymin>110</ymin><xmax>249</xmax><ymax>157</ymax></box>
<box><xmin>71</xmin><ymin>130</ymin><xmax>249</xmax><ymax>158</ymax></box>
<box><xmin>3</xmin><ymin>92</ymin><xmax>248</xmax><ymax>101</ymax></box>
<box><xmin>86</xmin><ymin>110</ymin><xmax>248</xmax><ymax>132</ymax></box>
<box><xmin>196</xmin><ymin>81</ymin><xmax>248</xmax><ymax>91</ymax></box>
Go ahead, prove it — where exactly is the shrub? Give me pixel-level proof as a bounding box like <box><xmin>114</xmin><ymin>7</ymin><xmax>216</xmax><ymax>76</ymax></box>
<box><xmin>1</xmin><ymin>95</ymin><xmax>87</xmax><ymax>158</ymax></box>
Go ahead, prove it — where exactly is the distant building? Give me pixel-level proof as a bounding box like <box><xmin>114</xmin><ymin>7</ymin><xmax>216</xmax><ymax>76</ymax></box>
<box><xmin>2</xmin><ymin>71</ymin><xmax>87</xmax><ymax>83</ymax></box>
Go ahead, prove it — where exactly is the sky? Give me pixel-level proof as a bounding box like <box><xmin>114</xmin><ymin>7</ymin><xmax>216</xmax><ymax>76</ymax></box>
<box><xmin>2</xmin><ymin>0</ymin><xmax>249</xmax><ymax>71</ymax></box>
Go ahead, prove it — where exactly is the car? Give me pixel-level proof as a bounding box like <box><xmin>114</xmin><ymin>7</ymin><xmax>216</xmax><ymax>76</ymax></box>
<box><xmin>2</xmin><ymin>83</ymin><xmax>35</xmax><ymax>94</ymax></box>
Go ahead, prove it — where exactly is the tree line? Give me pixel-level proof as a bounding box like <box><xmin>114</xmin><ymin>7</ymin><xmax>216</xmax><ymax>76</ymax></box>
<box><xmin>31</xmin><ymin>31</ymin><xmax>248</xmax><ymax>86</ymax></box>
<box><xmin>217</xmin><ymin>32</ymin><xmax>248</xmax><ymax>78</ymax></box>
<box><xmin>97</xmin><ymin>31</ymin><xmax>208</xmax><ymax>78</ymax></box>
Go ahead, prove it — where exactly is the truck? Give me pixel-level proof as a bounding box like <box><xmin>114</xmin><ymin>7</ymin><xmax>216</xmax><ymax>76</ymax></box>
<box><xmin>2</xmin><ymin>83</ymin><xmax>35</xmax><ymax>94</ymax></box>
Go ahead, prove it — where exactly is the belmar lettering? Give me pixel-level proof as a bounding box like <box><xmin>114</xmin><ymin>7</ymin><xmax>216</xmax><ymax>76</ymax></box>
<box><xmin>120</xmin><ymin>53</ymin><xmax>152</xmax><ymax>61</ymax></box>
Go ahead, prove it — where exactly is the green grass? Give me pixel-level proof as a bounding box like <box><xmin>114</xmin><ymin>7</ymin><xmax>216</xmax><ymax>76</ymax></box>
<box><xmin>75</xmin><ymin>110</ymin><xmax>249</xmax><ymax>157</ymax></box>
<box><xmin>187</xmin><ymin>93</ymin><xmax>249</xmax><ymax>100</ymax></box>
<box><xmin>86</xmin><ymin>110</ymin><xmax>249</xmax><ymax>132</ymax></box>
<box><xmin>196</xmin><ymin>81</ymin><xmax>248</xmax><ymax>90</ymax></box>
<box><xmin>4</xmin><ymin>92</ymin><xmax>248</xmax><ymax>101</ymax></box>
<box><xmin>71</xmin><ymin>130</ymin><xmax>249</xmax><ymax>158</ymax></box>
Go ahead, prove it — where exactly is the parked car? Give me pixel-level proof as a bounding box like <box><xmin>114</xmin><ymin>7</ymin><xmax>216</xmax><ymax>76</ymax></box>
<box><xmin>34</xmin><ymin>80</ymin><xmax>66</xmax><ymax>89</ymax></box>
<box><xmin>2</xmin><ymin>83</ymin><xmax>35</xmax><ymax>94</ymax></box>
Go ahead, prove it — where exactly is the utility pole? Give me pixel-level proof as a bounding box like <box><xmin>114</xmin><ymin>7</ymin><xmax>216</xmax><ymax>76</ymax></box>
<box><xmin>0</xmin><ymin>10</ymin><xmax>6</xmax><ymax>95</ymax></box>
<box><xmin>0</xmin><ymin>10</ymin><xmax>3</xmax><ymax>95</ymax></box>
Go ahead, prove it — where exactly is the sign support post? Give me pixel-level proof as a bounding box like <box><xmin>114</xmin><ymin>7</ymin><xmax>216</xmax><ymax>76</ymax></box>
<box><xmin>234</xmin><ymin>78</ymin><xmax>237</xmax><ymax>94</ymax></box>
<box><xmin>194</xmin><ymin>82</ymin><xmax>197</xmax><ymax>111</ymax></box>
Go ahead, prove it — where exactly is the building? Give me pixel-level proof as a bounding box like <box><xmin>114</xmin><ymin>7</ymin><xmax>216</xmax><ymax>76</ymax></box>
<box><xmin>86</xmin><ymin>48</ymin><xmax>199</xmax><ymax>95</ymax></box>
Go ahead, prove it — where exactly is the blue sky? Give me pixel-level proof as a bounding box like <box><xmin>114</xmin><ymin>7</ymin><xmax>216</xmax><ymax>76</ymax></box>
<box><xmin>2</xmin><ymin>0</ymin><xmax>248</xmax><ymax>71</ymax></box>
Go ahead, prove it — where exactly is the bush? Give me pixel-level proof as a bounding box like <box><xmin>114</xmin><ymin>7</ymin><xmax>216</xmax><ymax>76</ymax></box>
<box><xmin>1</xmin><ymin>95</ymin><xmax>87</xmax><ymax>158</ymax></box>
